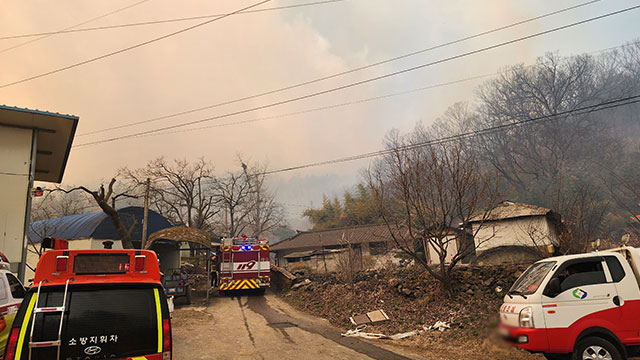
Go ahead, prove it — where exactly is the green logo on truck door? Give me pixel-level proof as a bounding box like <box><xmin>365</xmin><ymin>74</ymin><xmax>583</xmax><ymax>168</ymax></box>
<box><xmin>573</xmin><ymin>288</ymin><xmax>587</xmax><ymax>299</ymax></box>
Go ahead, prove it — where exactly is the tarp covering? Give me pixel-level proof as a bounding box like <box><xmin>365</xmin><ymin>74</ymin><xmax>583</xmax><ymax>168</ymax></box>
<box><xmin>29</xmin><ymin>206</ymin><xmax>172</xmax><ymax>247</ymax></box>
<box><xmin>145</xmin><ymin>226</ymin><xmax>212</xmax><ymax>249</ymax></box>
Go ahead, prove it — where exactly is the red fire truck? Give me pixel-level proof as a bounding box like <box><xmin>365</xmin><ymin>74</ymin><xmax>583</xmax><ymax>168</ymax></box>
<box><xmin>218</xmin><ymin>236</ymin><xmax>270</xmax><ymax>291</ymax></box>
<box><xmin>3</xmin><ymin>240</ymin><xmax>172</xmax><ymax>360</ymax></box>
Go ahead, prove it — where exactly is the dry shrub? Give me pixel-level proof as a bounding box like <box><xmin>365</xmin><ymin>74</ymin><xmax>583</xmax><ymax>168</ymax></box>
<box><xmin>335</xmin><ymin>248</ymin><xmax>362</xmax><ymax>283</ymax></box>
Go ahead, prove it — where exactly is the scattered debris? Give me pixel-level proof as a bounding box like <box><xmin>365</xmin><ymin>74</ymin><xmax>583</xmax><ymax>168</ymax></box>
<box><xmin>271</xmin><ymin>264</ymin><xmax>297</xmax><ymax>282</ymax></box>
<box><xmin>282</xmin><ymin>264</ymin><xmax>528</xmax><ymax>335</ymax></box>
<box><xmin>341</xmin><ymin>325</ymin><xmax>419</xmax><ymax>340</ymax></box>
<box><xmin>350</xmin><ymin>309</ymin><xmax>390</xmax><ymax>326</ymax></box>
<box><xmin>291</xmin><ymin>279</ymin><xmax>312</xmax><ymax>289</ymax></box>
<box><xmin>388</xmin><ymin>330</ymin><xmax>419</xmax><ymax>340</ymax></box>
<box><xmin>423</xmin><ymin>321</ymin><xmax>451</xmax><ymax>332</ymax></box>
<box><xmin>342</xmin><ymin>326</ymin><xmax>387</xmax><ymax>339</ymax></box>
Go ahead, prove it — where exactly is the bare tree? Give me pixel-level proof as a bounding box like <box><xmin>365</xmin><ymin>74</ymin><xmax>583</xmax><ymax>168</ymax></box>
<box><xmin>472</xmin><ymin>52</ymin><xmax>630</xmax><ymax>200</ymax></box>
<box><xmin>368</xmin><ymin>129</ymin><xmax>499</xmax><ymax>295</ymax></box>
<box><xmin>55</xmin><ymin>179</ymin><xmax>138</xmax><ymax>249</ymax></box>
<box><xmin>122</xmin><ymin>157</ymin><xmax>218</xmax><ymax>231</ymax></box>
<box><xmin>214</xmin><ymin>169</ymin><xmax>253</xmax><ymax>237</ymax></box>
<box><xmin>552</xmin><ymin>183</ymin><xmax>608</xmax><ymax>254</ymax></box>
<box><xmin>30</xmin><ymin>187</ymin><xmax>96</xmax><ymax>221</ymax></box>
<box><xmin>242</xmin><ymin>161</ymin><xmax>285</xmax><ymax>238</ymax></box>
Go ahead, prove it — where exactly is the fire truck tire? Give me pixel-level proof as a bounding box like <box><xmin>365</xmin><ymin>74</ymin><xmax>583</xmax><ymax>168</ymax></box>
<box><xmin>185</xmin><ymin>285</ymin><xmax>192</xmax><ymax>305</ymax></box>
<box><xmin>573</xmin><ymin>337</ymin><xmax>623</xmax><ymax>360</ymax></box>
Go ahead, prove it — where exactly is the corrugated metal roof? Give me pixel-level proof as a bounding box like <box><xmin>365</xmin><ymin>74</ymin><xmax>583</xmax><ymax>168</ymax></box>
<box><xmin>271</xmin><ymin>224</ymin><xmax>394</xmax><ymax>251</ymax></box>
<box><xmin>29</xmin><ymin>212</ymin><xmax>106</xmax><ymax>241</ymax></box>
<box><xmin>28</xmin><ymin>206</ymin><xmax>172</xmax><ymax>246</ymax></box>
<box><xmin>0</xmin><ymin>104</ymin><xmax>79</xmax><ymax>183</ymax></box>
<box><xmin>0</xmin><ymin>104</ymin><xmax>78</xmax><ymax>120</ymax></box>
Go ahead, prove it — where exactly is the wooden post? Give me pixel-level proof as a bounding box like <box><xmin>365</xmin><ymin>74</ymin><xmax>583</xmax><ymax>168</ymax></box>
<box><xmin>206</xmin><ymin>250</ymin><xmax>210</xmax><ymax>305</ymax></box>
<box><xmin>141</xmin><ymin>178</ymin><xmax>150</xmax><ymax>248</ymax></box>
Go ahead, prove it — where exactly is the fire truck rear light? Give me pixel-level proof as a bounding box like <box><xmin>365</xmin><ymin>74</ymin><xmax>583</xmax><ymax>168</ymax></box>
<box><xmin>163</xmin><ymin>318</ymin><xmax>171</xmax><ymax>352</ymax></box>
<box><xmin>55</xmin><ymin>256</ymin><xmax>68</xmax><ymax>273</ymax></box>
<box><xmin>135</xmin><ymin>255</ymin><xmax>146</xmax><ymax>271</ymax></box>
<box><xmin>5</xmin><ymin>327</ymin><xmax>20</xmax><ymax>360</ymax></box>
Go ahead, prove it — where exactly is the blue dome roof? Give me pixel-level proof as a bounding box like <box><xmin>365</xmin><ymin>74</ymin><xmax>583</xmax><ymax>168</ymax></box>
<box><xmin>29</xmin><ymin>206</ymin><xmax>172</xmax><ymax>248</ymax></box>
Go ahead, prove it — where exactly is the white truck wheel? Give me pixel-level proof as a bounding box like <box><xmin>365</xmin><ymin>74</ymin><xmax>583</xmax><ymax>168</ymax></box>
<box><xmin>573</xmin><ymin>337</ymin><xmax>623</xmax><ymax>360</ymax></box>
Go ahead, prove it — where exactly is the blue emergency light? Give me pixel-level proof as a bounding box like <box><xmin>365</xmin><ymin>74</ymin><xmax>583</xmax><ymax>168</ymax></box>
<box><xmin>241</xmin><ymin>244</ymin><xmax>252</xmax><ymax>251</ymax></box>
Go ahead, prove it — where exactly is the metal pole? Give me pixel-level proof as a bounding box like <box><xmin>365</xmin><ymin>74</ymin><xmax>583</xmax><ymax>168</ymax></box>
<box><xmin>206</xmin><ymin>252</ymin><xmax>210</xmax><ymax>305</ymax></box>
<box><xmin>18</xmin><ymin>129</ymin><xmax>38</xmax><ymax>282</ymax></box>
<box><xmin>141</xmin><ymin>178</ymin><xmax>150</xmax><ymax>248</ymax></box>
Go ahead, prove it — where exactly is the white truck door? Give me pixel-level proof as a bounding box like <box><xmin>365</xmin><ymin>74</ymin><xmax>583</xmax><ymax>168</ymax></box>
<box><xmin>541</xmin><ymin>257</ymin><xmax>620</xmax><ymax>352</ymax></box>
<box><xmin>603</xmin><ymin>254</ymin><xmax>640</xmax><ymax>343</ymax></box>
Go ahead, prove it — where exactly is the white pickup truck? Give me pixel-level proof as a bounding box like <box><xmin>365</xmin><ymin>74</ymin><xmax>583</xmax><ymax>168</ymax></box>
<box><xmin>500</xmin><ymin>246</ymin><xmax>640</xmax><ymax>360</ymax></box>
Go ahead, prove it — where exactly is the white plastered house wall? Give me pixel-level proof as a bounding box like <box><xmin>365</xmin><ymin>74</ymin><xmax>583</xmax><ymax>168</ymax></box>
<box><xmin>470</xmin><ymin>201</ymin><xmax>560</xmax><ymax>254</ymax></box>
<box><xmin>426</xmin><ymin>234</ymin><xmax>459</xmax><ymax>265</ymax></box>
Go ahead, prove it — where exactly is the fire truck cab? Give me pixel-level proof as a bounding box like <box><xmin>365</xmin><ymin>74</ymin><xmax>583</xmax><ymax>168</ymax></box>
<box><xmin>218</xmin><ymin>237</ymin><xmax>270</xmax><ymax>291</ymax></box>
<box><xmin>500</xmin><ymin>246</ymin><xmax>640</xmax><ymax>360</ymax></box>
<box><xmin>3</xmin><ymin>243</ymin><xmax>172</xmax><ymax>360</ymax></box>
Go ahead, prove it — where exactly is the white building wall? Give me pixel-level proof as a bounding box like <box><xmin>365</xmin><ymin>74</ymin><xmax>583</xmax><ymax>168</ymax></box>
<box><xmin>427</xmin><ymin>235</ymin><xmax>458</xmax><ymax>265</ymax></box>
<box><xmin>472</xmin><ymin>216</ymin><xmax>556</xmax><ymax>252</ymax></box>
<box><xmin>0</xmin><ymin>126</ymin><xmax>33</xmax><ymax>272</ymax></box>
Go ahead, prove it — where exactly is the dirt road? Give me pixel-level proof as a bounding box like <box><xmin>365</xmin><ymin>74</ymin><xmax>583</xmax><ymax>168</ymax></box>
<box><xmin>171</xmin><ymin>291</ymin><xmax>420</xmax><ymax>360</ymax></box>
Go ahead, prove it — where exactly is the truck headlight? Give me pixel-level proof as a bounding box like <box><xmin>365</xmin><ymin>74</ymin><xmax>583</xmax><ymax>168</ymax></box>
<box><xmin>519</xmin><ymin>306</ymin><xmax>534</xmax><ymax>328</ymax></box>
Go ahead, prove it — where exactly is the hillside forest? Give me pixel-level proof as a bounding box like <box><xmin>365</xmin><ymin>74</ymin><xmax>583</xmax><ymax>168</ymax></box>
<box><xmin>304</xmin><ymin>41</ymin><xmax>640</xmax><ymax>251</ymax></box>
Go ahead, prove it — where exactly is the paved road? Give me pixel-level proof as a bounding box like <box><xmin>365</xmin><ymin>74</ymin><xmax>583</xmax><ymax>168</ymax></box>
<box><xmin>171</xmin><ymin>291</ymin><xmax>415</xmax><ymax>360</ymax></box>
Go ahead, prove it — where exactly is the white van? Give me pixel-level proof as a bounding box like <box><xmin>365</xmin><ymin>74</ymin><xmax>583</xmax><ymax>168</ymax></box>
<box><xmin>500</xmin><ymin>246</ymin><xmax>640</xmax><ymax>360</ymax></box>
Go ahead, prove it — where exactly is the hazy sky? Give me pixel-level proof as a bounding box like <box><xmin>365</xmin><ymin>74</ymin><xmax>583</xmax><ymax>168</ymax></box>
<box><xmin>1</xmin><ymin>0</ymin><xmax>638</xmax><ymax>229</ymax></box>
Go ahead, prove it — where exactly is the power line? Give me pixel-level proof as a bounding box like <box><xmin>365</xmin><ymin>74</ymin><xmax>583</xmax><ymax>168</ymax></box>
<box><xmin>119</xmin><ymin>95</ymin><xmax>640</xmax><ymax>184</ymax></box>
<box><xmin>76</xmin><ymin>0</ymin><xmax>602</xmax><ymax>137</ymax></box>
<box><xmin>73</xmin><ymin>5</ymin><xmax>640</xmax><ymax>148</ymax></box>
<box><xmin>0</xmin><ymin>0</ymin><xmax>345</xmax><ymax>41</ymax></box>
<box><xmin>108</xmin><ymin>40</ymin><xmax>636</xmax><ymax>142</ymax></box>
<box><xmin>0</xmin><ymin>0</ymin><xmax>272</xmax><ymax>90</ymax></box>
<box><xmin>0</xmin><ymin>0</ymin><xmax>152</xmax><ymax>54</ymax></box>
<box><xmin>261</xmin><ymin>95</ymin><xmax>640</xmax><ymax>175</ymax></box>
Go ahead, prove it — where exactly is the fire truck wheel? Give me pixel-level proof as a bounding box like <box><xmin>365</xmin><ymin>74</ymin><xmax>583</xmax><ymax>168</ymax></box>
<box><xmin>573</xmin><ymin>337</ymin><xmax>623</xmax><ymax>360</ymax></box>
<box><xmin>185</xmin><ymin>285</ymin><xmax>192</xmax><ymax>305</ymax></box>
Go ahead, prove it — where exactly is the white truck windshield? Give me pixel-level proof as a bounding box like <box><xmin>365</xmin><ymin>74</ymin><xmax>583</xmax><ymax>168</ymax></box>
<box><xmin>509</xmin><ymin>261</ymin><xmax>556</xmax><ymax>296</ymax></box>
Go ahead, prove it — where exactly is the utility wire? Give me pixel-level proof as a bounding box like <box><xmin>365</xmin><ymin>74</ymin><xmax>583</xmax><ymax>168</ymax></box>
<box><xmin>0</xmin><ymin>0</ymin><xmax>272</xmax><ymax>90</ymax></box>
<box><xmin>0</xmin><ymin>0</ymin><xmax>152</xmax><ymax>54</ymax></box>
<box><xmin>76</xmin><ymin>0</ymin><xmax>602</xmax><ymax>137</ymax></box>
<box><xmin>0</xmin><ymin>0</ymin><xmax>345</xmax><ymax>41</ymax></box>
<box><xmin>112</xmin><ymin>40</ymin><xmax>636</xmax><ymax>142</ymax></box>
<box><xmin>262</xmin><ymin>95</ymin><xmax>640</xmax><ymax>175</ymax></box>
<box><xmin>125</xmin><ymin>95</ymin><xmax>640</xmax><ymax>185</ymax></box>
<box><xmin>73</xmin><ymin>5</ymin><xmax>640</xmax><ymax>148</ymax></box>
